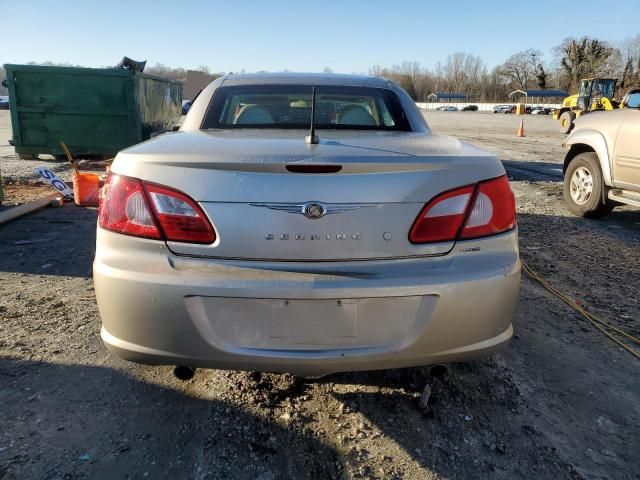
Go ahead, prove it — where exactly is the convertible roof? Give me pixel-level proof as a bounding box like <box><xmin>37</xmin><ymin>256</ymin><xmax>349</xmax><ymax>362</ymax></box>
<box><xmin>221</xmin><ymin>72</ymin><xmax>390</xmax><ymax>88</ymax></box>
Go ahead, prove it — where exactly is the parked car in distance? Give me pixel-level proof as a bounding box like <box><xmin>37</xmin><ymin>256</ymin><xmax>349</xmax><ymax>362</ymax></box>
<box><xmin>563</xmin><ymin>89</ymin><xmax>640</xmax><ymax>217</ymax></box>
<box><xmin>181</xmin><ymin>100</ymin><xmax>192</xmax><ymax>115</ymax></box>
<box><xmin>493</xmin><ymin>105</ymin><xmax>512</xmax><ymax>113</ymax></box>
<box><xmin>462</xmin><ymin>105</ymin><xmax>478</xmax><ymax>111</ymax></box>
<box><xmin>94</xmin><ymin>73</ymin><xmax>520</xmax><ymax>377</ymax></box>
<box><xmin>435</xmin><ymin>105</ymin><xmax>458</xmax><ymax>111</ymax></box>
<box><xmin>530</xmin><ymin>106</ymin><xmax>548</xmax><ymax>115</ymax></box>
<box><xmin>0</xmin><ymin>96</ymin><xmax>9</xmax><ymax>110</ymax></box>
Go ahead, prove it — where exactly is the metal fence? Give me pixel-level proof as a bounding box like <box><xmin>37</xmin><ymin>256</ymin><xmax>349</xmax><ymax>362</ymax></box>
<box><xmin>416</xmin><ymin>102</ymin><xmax>561</xmax><ymax>111</ymax></box>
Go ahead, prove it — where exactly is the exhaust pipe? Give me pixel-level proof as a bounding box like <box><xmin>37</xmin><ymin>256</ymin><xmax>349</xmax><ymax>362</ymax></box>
<box><xmin>173</xmin><ymin>366</ymin><xmax>196</xmax><ymax>381</ymax></box>
<box><xmin>428</xmin><ymin>364</ymin><xmax>448</xmax><ymax>378</ymax></box>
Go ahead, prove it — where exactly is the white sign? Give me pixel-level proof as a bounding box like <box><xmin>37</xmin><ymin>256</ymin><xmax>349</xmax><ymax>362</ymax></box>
<box><xmin>34</xmin><ymin>167</ymin><xmax>74</xmax><ymax>198</ymax></box>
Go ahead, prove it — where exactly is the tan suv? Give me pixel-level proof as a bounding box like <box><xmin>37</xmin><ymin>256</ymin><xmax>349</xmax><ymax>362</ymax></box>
<box><xmin>563</xmin><ymin>89</ymin><xmax>640</xmax><ymax>217</ymax></box>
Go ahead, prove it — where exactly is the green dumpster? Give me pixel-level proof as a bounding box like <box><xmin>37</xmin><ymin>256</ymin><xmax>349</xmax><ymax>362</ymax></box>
<box><xmin>4</xmin><ymin>64</ymin><xmax>183</xmax><ymax>159</ymax></box>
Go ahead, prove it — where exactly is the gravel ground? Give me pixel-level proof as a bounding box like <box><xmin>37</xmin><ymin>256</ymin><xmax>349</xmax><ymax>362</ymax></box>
<box><xmin>1</xmin><ymin>110</ymin><xmax>639</xmax><ymax>480</ymax></box>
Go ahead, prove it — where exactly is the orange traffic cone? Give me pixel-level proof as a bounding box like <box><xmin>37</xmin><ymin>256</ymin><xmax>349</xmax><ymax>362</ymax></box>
<box><xmin>517</xmin><ymin>119</ymin><xmax>525</xmax><ymax>137</ymax></box>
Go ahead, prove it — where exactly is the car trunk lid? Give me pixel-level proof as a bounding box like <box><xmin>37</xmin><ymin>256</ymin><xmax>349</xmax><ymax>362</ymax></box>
<box><xmin>113</xmin><ymin>130</ymin><xmax>504</xmax><ymax>261</ymax></box>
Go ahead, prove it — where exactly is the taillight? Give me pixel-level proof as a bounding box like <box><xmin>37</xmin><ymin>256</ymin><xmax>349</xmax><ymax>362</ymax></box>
<box><xmin>409</xmin><ymin>175</ymin><xmax>515</xmax><ymax>244</ymax></box>
<box><xmin>459</xmin><ymin>176</ymin><xmax>516</xmax><ymax>240</ymax></box>
<box><xmin>409</xmin><ymin>186</ymin><xmax>475</xmax><ymax>244</ymax></box>
<box><xmin>98</xmin><ymin>174</ymin><xmax>161</xmax><ymax>240</ymax></box>
<box><xmin>143</xmin><ymin>183</ymin><xmax>215</xmax><ymax>243</ymax></box>
<box><xmin>99</xmin><ymin>173</ymin><xmax>215</xmax><ymax>244</ymax></box>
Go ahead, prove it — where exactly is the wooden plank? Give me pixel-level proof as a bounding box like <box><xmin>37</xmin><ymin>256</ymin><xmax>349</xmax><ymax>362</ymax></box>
<box><xmin>0</xmin><ymin>193</ymin><xmax>63</xmax><ymax>226</ymax></box>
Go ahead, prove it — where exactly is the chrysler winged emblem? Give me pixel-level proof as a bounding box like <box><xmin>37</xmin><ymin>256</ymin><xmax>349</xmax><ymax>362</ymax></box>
<box><xmin>249</xmin><ymin>202</ymin><xmax>375</xmax><ymax>219</ymax></box>
<box><xmin>304</xmin><ymin>203</ymin><xmax>325</xmax><ymax>219</ymax></box>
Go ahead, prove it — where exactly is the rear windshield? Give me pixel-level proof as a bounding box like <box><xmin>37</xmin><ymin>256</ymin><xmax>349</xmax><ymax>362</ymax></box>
<box><xmin>201</xmin><ymin>85</ymin><xmax>411</xmax><ymax>131</ymax></box>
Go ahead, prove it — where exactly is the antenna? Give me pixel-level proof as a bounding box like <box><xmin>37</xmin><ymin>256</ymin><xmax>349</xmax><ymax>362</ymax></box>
<box><xmin>305</xmin><ymin>86</ymin><xmax>319</xmax><ymax>145</ymax></box>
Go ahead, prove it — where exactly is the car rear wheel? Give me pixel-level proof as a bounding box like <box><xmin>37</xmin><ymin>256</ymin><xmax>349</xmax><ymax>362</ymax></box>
<box><xmin>563</xmin><ymin>152</ymin><xmax>613</xmax><ymax>218</ymax></box>
<box><xmin>559</xmin><ymin>111</ymin><xmax>575</xmax><ymax>134</ymax></box>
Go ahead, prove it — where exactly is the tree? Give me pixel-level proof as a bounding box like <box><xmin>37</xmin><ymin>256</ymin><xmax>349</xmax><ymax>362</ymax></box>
<box><xmin>413</xmin><ymin>74</ymin><xmax>435</xmax><ymax>102</ymax></box>
<box><xmin>398</xmin><ymin>61</ymin><xmax>422</xmax><ymax>84</ymax></box>
<box><xmin>536</xmin><ymin>64</ymin><xmax>548</xmax><ymax>90</ymax></box>
<box><xmin>436</xmin><ymin>52</ymin><xmax>485</xmax><ymax>99</ymax></box>
<box><xmin>619</xmin><ymin>35</ymin><xmax>640</xmax><ymax>90</ymax></box>
<box><xmin>368</xmin><ymin>62</ymin><xmax>428</xmax><ymax>100</ymax></box>
<box><xmin>322</xmin><ymin>66</ymin><xmax>333</xmax><ymax>74</ymax></box>
<box><xmin>621</xmin><ymin>56</ymin><xmax>634</xmax><ymax>89</ymax></box>
<box><xmin>145</xmin><ymin>63</ymin><xmax>222</xmax><ymax>84</ymax></box>
<box><xmin>369</xmin><ymin>65</ymin><xmax>384</xmax><ymax>77</ymax></box>
<box><xmin>395</xmin><ymin>74</ymin><xmax>417</xmax><ymax>99</ymax></box>
<box><xmin>499</xmin><ymin>49</ymin><xmax>542</xmax><ymax>90</ymax></box>
<box><xmin>443</xmin><ymin>52</ymin><xmax>467</xmax><ymax>93</ymax></box>
<box><xmin>145</xmin><ymin>63</ymin><xmax>187</xmax><ymax>82</ymax></box>
<box><xmin>556</xmin><ymin>37</ymin><xmax>619</xmax><ymax>92</ymax></box>
<box><xmin>483</xmin><ymin>66</ymin><xmax>509</xmax><ymax>102</ymax></box>
<box><xmin>460</xmin><ymin>54</ymin><xmax>486</xmax><ymax>99</ymax></box>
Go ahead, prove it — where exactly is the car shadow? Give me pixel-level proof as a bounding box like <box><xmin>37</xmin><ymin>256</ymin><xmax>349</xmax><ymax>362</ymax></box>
<box><xmin>0</xmin><ymin>357</ymin><xmax>342</xmax><ymax>480</ymax></box>
<box><xmin>324</xmin><ymin>360</ymin><xmax>538</xmax><ymax>479</ymax></box>
<box><xmin>0</xmin><ymin>203</ymin><xmax>96</xmax><ymax>278</ymax></box>
<box><xmin>502</xmin><ymin>159</ymin><xmax>563</xmax><ymax>181</ymax></box>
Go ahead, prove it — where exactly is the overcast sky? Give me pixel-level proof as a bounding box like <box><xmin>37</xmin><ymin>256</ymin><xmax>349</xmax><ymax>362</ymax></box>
<box><xmin>2</xmin><ymin>0</ymin><xmax>639</xmax><ymax>73</ymax></box>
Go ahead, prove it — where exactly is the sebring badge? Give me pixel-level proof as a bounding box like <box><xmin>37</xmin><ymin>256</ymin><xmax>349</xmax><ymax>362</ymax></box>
<box><xmin>252</xmin><ymin>201</ymin><xmax>372</xmax><ymax>241</ymax></box>
<box><xmin>264</xmin><ymin>233</ymin><xmax>361</xmax><ymax>241</ymax></box>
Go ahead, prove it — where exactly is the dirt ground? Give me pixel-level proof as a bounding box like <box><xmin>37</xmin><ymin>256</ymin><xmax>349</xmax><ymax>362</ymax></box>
<box><xmin>1</xmin><ymin>111</ymin><xmax>639</xmax><ymax>480</ymax></box>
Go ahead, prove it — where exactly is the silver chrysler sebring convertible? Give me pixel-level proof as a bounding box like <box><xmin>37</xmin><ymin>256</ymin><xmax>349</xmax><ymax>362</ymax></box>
<box><xmin>94</xmin><ymin>73</ymin><xmax>520</xmax><ymax>377</ymax></box>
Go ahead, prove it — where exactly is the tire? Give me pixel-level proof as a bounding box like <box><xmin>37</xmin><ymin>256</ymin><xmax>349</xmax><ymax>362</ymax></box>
<box><xmin>563</xmin><ymin>152</ymin><xmax>614</xmax><ymax>218</ymax></box>
<box><xmin>559</xmin><ymin>111</ymin><xmax>576</xmax><ymax>134</ymax></box>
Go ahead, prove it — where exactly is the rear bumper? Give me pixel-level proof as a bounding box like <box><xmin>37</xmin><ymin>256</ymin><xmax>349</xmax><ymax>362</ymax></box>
<box><xmin>94</xmin><ymin>229</ymin><xmax>520</xmax><ymax>376</ymax></box>
<box><xmin>101</xmin><ymin>324</ymin><xmax>514</xmax><ymax>377</ymax></box>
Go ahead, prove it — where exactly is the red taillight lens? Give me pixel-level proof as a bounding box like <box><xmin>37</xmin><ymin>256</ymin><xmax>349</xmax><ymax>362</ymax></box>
<box><xmin>459</xmin><ymin>175</ymin><xmax>516</xmax><ymax>240</ymax></box>
<box><xmin>98</xmin><ymin>174</ymin><xmax>161</xmax><ymax>240</ymax></box>
<box><xmin>143</xmin><ymin>183</ymin><xmax>215</xmax><ymax>244</ymax></box>
<box><xmin>98</xmin><ymin>174</ymin><xmax>215</xmax><ymax>244</ymax></box>
<box><xmin>409</xmin><ymin>186</ymin><xmax>475</xmax><ymax>244</ymax></box>
<box><xmin>409</xmin><ymin>175</ymin><xmax>515</xmax><ymax>244</ymax></box>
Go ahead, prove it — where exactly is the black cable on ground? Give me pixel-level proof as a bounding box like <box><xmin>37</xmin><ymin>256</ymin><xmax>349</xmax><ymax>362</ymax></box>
<box><xmin>521</xmin><ymin>261</ymin><xmax>640</xmax><ymax>361</ymax></box>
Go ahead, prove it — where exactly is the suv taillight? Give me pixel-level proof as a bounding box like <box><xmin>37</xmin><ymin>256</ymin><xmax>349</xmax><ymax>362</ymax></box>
<box><xmin>98</xmin><ymin>173</ymin><xmax>215</xmax><ymax>244</ymax></box>
<box><xmin>409</xmin><ymin>175</ymin><xmax>515</xmax><ymax>244</ymax></box>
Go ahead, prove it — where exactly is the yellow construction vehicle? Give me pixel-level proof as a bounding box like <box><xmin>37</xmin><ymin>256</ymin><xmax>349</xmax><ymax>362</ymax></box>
<box><xmin>553</xmin><ymin>78</ymin><xmax>621</xmax><ymax>133</ymax></box>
